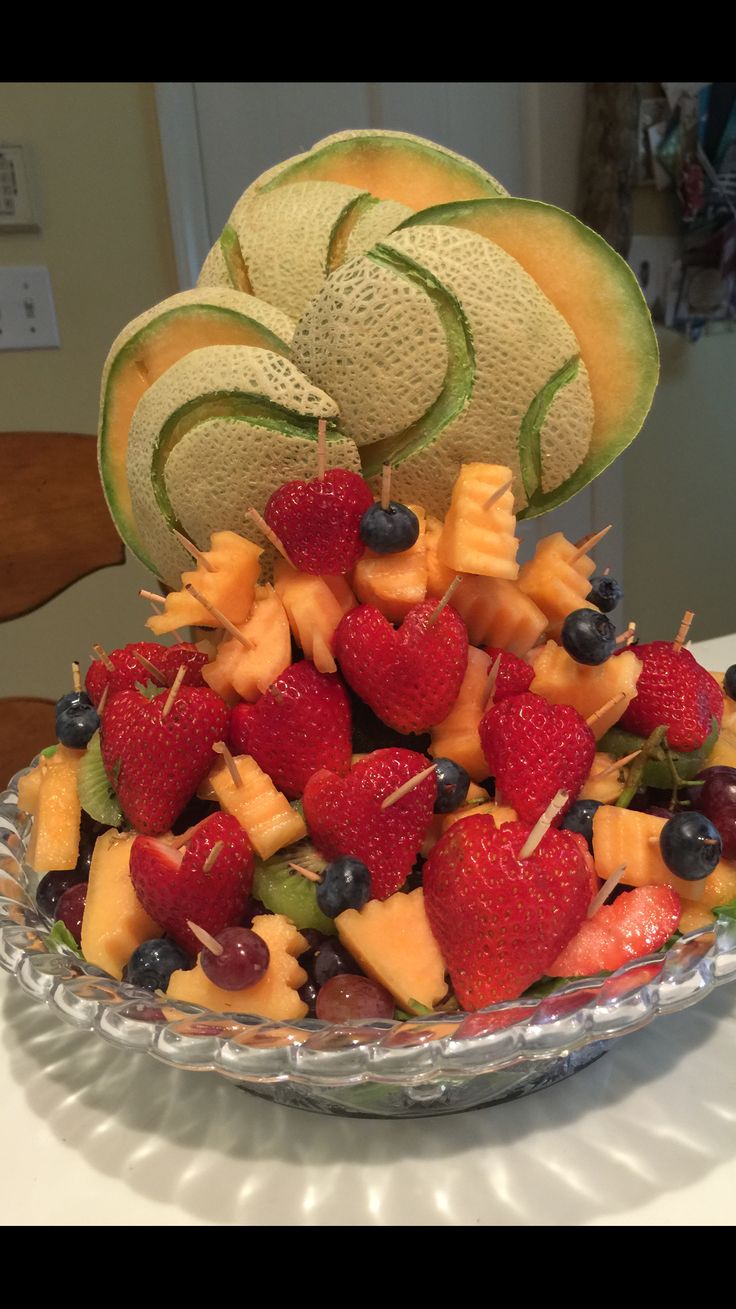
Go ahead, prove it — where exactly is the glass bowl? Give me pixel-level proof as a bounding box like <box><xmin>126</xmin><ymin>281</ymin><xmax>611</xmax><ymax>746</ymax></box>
<box><xmin>3</xmin><ymin>763</ymin><xmax>736</xmax><ymax>1119</ymax></box>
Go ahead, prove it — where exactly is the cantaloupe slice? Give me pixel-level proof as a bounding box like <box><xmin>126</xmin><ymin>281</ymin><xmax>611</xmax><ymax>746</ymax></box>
<box><xmin>351</xmin><ymin>504</ymin><xmax>427</xmax><ymax>622</ymax></box>
<box><xmin>429</xmin><ymin>646</ymin><xmax>492</xmax><ymax>783</ymax></box>
<box><xmin>400</xmin><ymin>198</ymin><xmax>658</xmax><ymax>516</ymax></box>
<box><xmin>209</xmin><ymin>754</ymin><xmax>307</xmax><ymax>859</ymax></box>
<box><xmin>679</xmin><ymin>859</ymin><xmax>736</xmax><ymax>931</ymax></box>
<box><xmin>98</xmin><ymin>289</ymin><xmax>294</xmax><ymax>570</ymax></box>
<box><xmin>452</xmin><ymin>575</ymin><xmax>547</xmax><ymax>657</ymax></box>
<box><xmin>336</xmin><ymin>888</ymin><xmax>447</xmax><ymax>1012</ymax></box>
<box><xmin>201</xmin><ymin>585</ymin><xmax>291</xmax><ymax>703</ymax></box>
<box><xmin>18</xmin><ymin>745</ymin><xmax>83</xmax><ymax>817</ymax></box>
<box><xmin>273</xmin><ymin>561</ymin><xmax>356</xmax><ymax>673</ymax></box>
<box><xmin>517</xmin><ymin>532</ymin><xmax>600</xmax><ymax>639</ymax></box>
<box><xmin>167</xmin><ymin>913</ymin><xmax>309</xmax><ymax>1020</ymax></box>
<box><xmin>529</xmin><ymin>640</ymin><xmax>641</xmax><ymax>740</ymax></box>
<box><xmin>425</xmin><ymin>515</ymin><xmax>455</xmax><ymax>597</ymax></box>
<box><xmin>441</xmin><ymin>801</ymin><xmax>517</xmax><ymax>833</ymax></box>
<box><xmin>126</xmin><ymin>344</ymin><xmax>357</xmax><ymax>587</ymax></box>
<box><xmin>437</xmin><ymin>463</ymin><xmax>519</xmax><ymax>579</ymax></box>
<box><xmin>26</xmin><ymin>748</ymin><xmax>83</xmax><ymax>873</ymax></box>
<box><xmin>592</xmin><ymin>806</ymin><xmax>736</xmax><ymax>902</ymax></box>
<box><xmin>579</xmin><ymin>753</ymin><xmax>626</xmax><ymax>803</ymax></box>
<box><xmin>80</xmin><ymin>831</ymin><xmax>161</xmax><ymax>980</ymax></box>
<box><xmin>146</xmin><ymin>531</ymin><xmax>262</xmax><ymax>636</ymax></box>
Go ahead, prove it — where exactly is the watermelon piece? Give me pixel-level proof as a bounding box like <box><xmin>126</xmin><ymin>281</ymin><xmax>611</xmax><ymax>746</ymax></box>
<box><xmin>546</xmin><ymin>885</ymin><xmax>680</xmax><ymax>977</ymax></box>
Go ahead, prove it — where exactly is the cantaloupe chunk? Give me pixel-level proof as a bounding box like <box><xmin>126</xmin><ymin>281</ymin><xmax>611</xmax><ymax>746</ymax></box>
<box><xmin>529</xmin><ymin>641</ymin><xmax>640</xmax><ymax>740</ymax></box>
<box><xmin>679</xmin><ymin>902</ymin><xmax>716</xmax><ymax>933</ymax></box>
<box><xmin>579</xmin><ymin>753</ymin><xmax>625</xmax><ymax>803</ymax></box>
<box><xmin>26</xmin><ymin>748</ymin><xmax>83</xmax><ymax>873</ymax></box>
<box><xmin>425</xmin><ymin>515</ymin><xmax>456</xmax><ymax>597</ymax></box>
<box><xmin>18</xmin><ymin>745</ymin><xmax>83</xmax><ymax>816</ymax></box>
<box><xmin>337</xmin><ymin>889</ymin><xmax>447</xmax><ymax>1012</ymax></box>
<box><xmin>441</xmin><ymin>801</ymin><xmax>518</xmax><ymax>834</ymax></box>
<box><xmin>429</xmin><ymin>646</ymin><xmax>492</xmax><ymax>783</ymax></box>
<box><xmin>201</xmin><ymin>585</ymin><xmax>291</xmax><ymax>704</ymax></box>
<box><xmin>81</xmin><ymin>831</ymin><xmax>162</xmax><ymax>980</ymax></box>
<box><xmin>273</xmin><ymin>560</ymin><xmax>356</xmax><ymax>673</ymax></box>
<box><xmin>147</xmin><ymin>531</ymin><xmax>262</xmax><ymax>636</ymax></box>
<box><xmin>421</xmin><ymin>784</ymin><xmax>494</xmax><ymax>855</ymax></box>
<box><xmin>437</xmin><ymin>464</ymin><xmax>519</xmax><ymax>580</ymax></box>
<box><xmin>209</xmin><ymin>754</ymin><xmax>307</xmax><ymax>859</ymax></box>
<box><xmin>351</xmin><ymin>504</ymin><xmax>427</xmax><ymax>621</ymax></box>
<box><xmin>167</xmin><ymin>913</ymin><xmax>309</xmax><ymax>1020</ymax></box>
<box><xmin>592</xmin><ymin>806</ymin><xmax>736</xmax><ymax>903</ymax></box>
<box><xmin>447</xmin><ymin>575</ymin><xmax>547</xmax><ymax>657</ymax></box>
<box><xmin>517</xmin><ymin>532</ymin><xmax>600</xmax><ymax>639</ymax></box>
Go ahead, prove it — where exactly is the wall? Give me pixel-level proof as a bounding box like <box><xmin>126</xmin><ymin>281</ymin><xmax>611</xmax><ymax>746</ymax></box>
<box><xmin>0</xmin><ymin>82</ymin><xmax>179</xmax><ymax>700</ymax></box>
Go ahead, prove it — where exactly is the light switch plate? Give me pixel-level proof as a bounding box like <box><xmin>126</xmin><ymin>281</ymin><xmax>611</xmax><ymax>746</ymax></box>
<box><xmin>0</xmin><ymin>265</ymin><xmax>60</xmax><ymax>351</ymax></box>
<box><xmin>0</xmin><ymin>145</ymin><xmax>39</xmax><ymax>232</ymax></box>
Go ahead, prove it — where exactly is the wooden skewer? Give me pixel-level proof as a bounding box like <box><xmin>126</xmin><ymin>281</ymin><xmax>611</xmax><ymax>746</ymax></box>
<box><xmin>203</xmin><ymin>841</ymin><xmax>224</xmax><ymax>874</ymax></box>
<box><xmin>426</xmin><ymin>575</ymin><xmax>463</xmax><ymax>629</ymax></box>
<box><xmin>172</xmin><ymin>819</ymin><xmax>208</xmax><ymax>849</ymax></box>
<box><xmin>381</xmin><ymin>462</ymin><xmax>392</xmax><ymax>512</ymax></box>
<box><xmin>316</xmin><ymin>418</ymin><xmax>327</xmax><ymax>481</ymax></box>
<box><xmin>140</xmin><ymin>588</ymin><xmax>166</xmax><ymax>605</ymax></box>
<box><xmin>161</xmin><ymin>664</ymin><xmax>187</xmax><ymax>719</ymax></box>
<box><xmin>185</xmin><ymin>583</ymin><xmax>254</xmax><ymax>649</ymax></box>
<box><xmin>71</xmin><ymin>661</ymin><xmax>81</xmax><ymax>693</ymax></box>
<box><xmin>381</xmin><ymin>763</ymin><xmax>437</xmax><ymax>811</ymax></box>
<box><xmin>187</xmin><ymin>920</ymin><xmax>223</xmax><ymax>956</ymax></box>
<box><xmin>602</xmin><ymin>567</ymin><xmax>611</xmax><ymax>577</ymax></box>
<box><xmin>673</xmin><ymin>610</ymin><xmax>695</xmax><ymax>654</ymax></box>
<box><xmin>288</xmin><ymin>861</ymin><xmax>322</xmax><ymax>884</ymax></box>
<box><xmin>597</xmin><ymin>749</ymin><xmax>642</xmax><ymax>779</ymax></box>
<box><xmin>213</xmin><ymin>740</ymin><xmax>242</xmax><ymax>787</ymax></box>
<box><xmin>519</xmin><ymin>791</ymin><xmax>570</xmax><ymax>859</ymax></box>
<box><xmin>570</xmin><ymin>524</ymin><xmax>612</xmax><ymax>564</ymax></box>
<box><xmin>92</xmin><ymin>643</ymin><xmax>115</xmax><ymax>672</ymax></box>
<box><xmin>97</xmin><ymin>685</ymin><xmax>110</xmax><ymax>715</ymax></box>
<box><xmin>615</xmin><ymin>622</ymin><xmax>637</xmax><ymax>646</ymax></box>
<box><xmin>482</xmin><ymin>478</ymin><xmax>513</xmax><ymax>512</ymax></box>
<box><xmin>483</xmin><ymin>652</ymin><xmax>503</xmax><ymax>707</ymax></box>
<box><xmin>587</xmin><ymin>864</ymin><xmax>628</xmax><ymax>918</ymax></box>
<box><xmin>173</xmin><ymin>529</ymin><xmax>215</xmax><ymax>572</ymax></box>
<box><xmin>132</xmin><ymin>651</ymin><xmax>166</xmax><ymax>684</ymax></box>
<box><xmin>246</xmin><ymin>508</ymin><xmax>291</xmax><ymax>563</ymax></box>
<box><xmin>586</xmin><ymin>691</ymin><xmax>627</xmax><ymax>728</ymax></box>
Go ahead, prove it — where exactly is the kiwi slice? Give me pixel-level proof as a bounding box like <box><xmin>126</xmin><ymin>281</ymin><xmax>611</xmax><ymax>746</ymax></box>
<box><xmin>600</xmin><ymin>718</ymin><xmax>720</xmax><ymax>790</ymax></box>
<box><xmin>77</xmin><ymin>732</ymin><xmax>123</xmax><ymax>827</ymax></box>
<box><xmin>253</xmin><ymin>841</ymin><xmax>335</xmax><ymax>935</ymax></box>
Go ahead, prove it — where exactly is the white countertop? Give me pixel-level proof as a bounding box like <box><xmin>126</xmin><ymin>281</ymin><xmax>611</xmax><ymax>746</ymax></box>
<box><xmin>3</xmin><ymin>634</ymin><xmax>735</xmax><ymax>1227</ymax></box>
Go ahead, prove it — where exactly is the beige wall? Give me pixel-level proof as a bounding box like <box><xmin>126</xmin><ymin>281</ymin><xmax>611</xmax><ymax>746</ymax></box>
<box><xmin>1</xmin><ymin>83</ymin><xmax>178</xmax><ymax>701</ymax></box>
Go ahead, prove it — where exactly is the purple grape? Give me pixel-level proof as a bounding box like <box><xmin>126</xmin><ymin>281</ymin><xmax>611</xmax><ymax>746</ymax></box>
<box><xmin>299</xmin><ymin>980</ymin><xmax>319</xmax><ymax>1016</ymax></box>
<box><xmin>692</xmin><ymin>767</ymin><xmax>736</xmax><ymax>860</ymax></box>
<box><xmin>240</xmin><ymin>895</ymin><xmax>269</xmax><ymax>927</ymax></box>
<box><xmin>316</xmin><ymin>975</ymin><xmax>395</xmax><ymax>1022</ymax></box>
<box><xmin>54</xmin><ymin>881</ymin><xmax>88</xmax><ymax>944</ymax></box>
<box><xmin>200</xmin><ymin>927</ymin><xmax>270</xmax><ymax>991</ymax></box>
<box><xmin>37</xmin><ymin>868</ymin><xmax>87</xmax><ymax>919</ymax></box>
<box><xmin>311</xmin><ymin>938</ymin><xmax>360</xmax><ymax>988</ymax></box>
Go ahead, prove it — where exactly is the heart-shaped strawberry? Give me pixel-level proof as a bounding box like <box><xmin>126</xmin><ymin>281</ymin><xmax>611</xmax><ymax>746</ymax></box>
<box><xmin>264</xmin><ymin>469</ymin><xmax>375</xmax><ymax>574</ymax></box>
<box><xmin>303</xmin><ymin>748</ymin><xmax>436</xmax><ymax>899</ymax></box>
<box><xmin>335</xmin><ymin>600</ymin><xmax>468</xmax><ymax>734</ymax></box>
<box><xmin>100</xmin><ymin>684</ymin><xmax>230</xmax><ymax>834</ymax></box>
<box><xmin>479</xmin><ymin>691</ymin><xmax>595</xmax><ymax>823</ymax></box>
<box><xmin>424</xmin><ymin>816</ymin><xmax>592</xmax><ymax>1008</ymax></box>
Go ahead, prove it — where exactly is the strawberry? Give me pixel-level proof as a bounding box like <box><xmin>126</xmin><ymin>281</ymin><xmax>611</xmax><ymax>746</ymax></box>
<box><xmin>618</xmin><ymin>641</ymin><xmax>723</xmax><ymax>751</ymax></box>
<box><xmin>303</xmin><ymin>748</ymin><xmax>436</xmax><ymax>899</ymax></box>
<box><xmin>100</xmin><ymin>684</ymin><xmax>230</xmax><ymax>835</ymax></box>
<box><xmin>130</xmin><ymin>812</ymin><xmax>254</xmax><ymax>955</ymax></box>
<box><xmin>227</xmin><ymin>661</ymin><xmax>351</xmax><ymax>797</ymax></box>
<box><xmin>264</xmin><ymin>469</ymin><xmax>374</xmax><ymax>574</ymax></box>
<box><xmin>479</xmin><ymin>691</ymin><xmax>595</xmax><ymax>824</ymax></box>
<box><xmin>423</xmin><ymin>816</ymin><xmax>591</xmax><ymax>1008</ymax></box>
<box><xmin>482</xmin><ymin>646</ymin><xmax>535</xmax><ymax>703</ymax></box>
<box><xmin>546</xmin><ymin>884</ymin><xmax>681</xmax><ymax>977</ymax></box>
<box><xmin>159</xmin><ymin>643</ymin><xmax>209</xmax><ymax>687</ymax></box>
<box><xmin>335</xmin><ymin>600</ymin><xmax>468</xmax><ymax>735</ymax></box>
<box><xmin>85</xmin><ymin>642</ymin><xmax>167</xmax><ymax>706</ymax></box>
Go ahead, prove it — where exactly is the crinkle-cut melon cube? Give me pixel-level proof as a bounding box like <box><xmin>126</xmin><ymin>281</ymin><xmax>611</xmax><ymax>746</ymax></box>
<box><xmin>81</xmin><ymin>831</ymin><xmax>162</xmax><ymax>980</ymax></box>
<box><xmin>273</xmin><ymin>560</ymin><xmax>356</xmax><ymax>673</ymax></box>
<box><xmin>706</xmin><ymin>723</ymin><xmax>736</xmax><ymax>770</ymax></box>
<box><xmin>425</xmin><ymin>515</ymin><xmax>456</xmax><ymax>597</ymax></box>
<box><xmin>209</xmin><ymin>753</ymin><xmax>307</xmax><ymax>859</ymax></box>
<box><xmin>147</xmin><ymin>531</ymin><xmax>262</xmax><ymax>636</ymax></box>
<box><xmin>517</xmin><ymin>531</ymin><xmax>600</xmax><ymax>639</ymax></box>
<box><xmin>529</xmin><ymin>640</ymin><xmax>640</xmax><ymax>740</ymax></box>
<box><xmin>167</xmin><ymin>913</ymin><xmax>309</xmax><ymax>1020</ymax></box>
<box><xmin>437</xmin><ymin>464</ymin><xmax>519</xmax><ymax>580</ymax></box>
<box><xmin>18</xmin><ymin>744</ymin><xmax>84</xmax><ymax>818</ymax></box>
<box><xmin>579</xmin><ymin>752</ymin><xmax>625</xmax><ymax>803</ymax></box>
<box><xmin>441</xmin><ymin>801</ymin><xmax>518</xmax><ymax>834</ymax></box>
<box><xmin>429</xmin><ymin>646</ymin><xmax>491</xmax><ymax>783</ymax></box>
<box><xmin>455</xmin><ymin>575</ymin><xmax>547</xmax><ymax>657</ymax></box>
<box><xmin>201</xmin><ymin>585</ymin><xmax>291</xmax><ymax>704</ymax></box>
<box><xmin>351</xmin><ymin>504</ymin><xmax>427</xmax><ymax>622</ymax></box>
<box><xmin>26</xmin><ymin>749</ymin><xmax>84</xmax><ymax>873</ymax></box>
<box><xmin>592</xmin><ymin>806</ymin><xmax>735</xmax><ymax>902</ymax></box>
<box><xmin>679</xmin><ymin>901</ymin><xmax>715</xmax><ymax>933</ymax></box>
<box><xmin>336</xmin><ymin>889</ymin><xmax>447</xmax><ymax>1012</ymax></box>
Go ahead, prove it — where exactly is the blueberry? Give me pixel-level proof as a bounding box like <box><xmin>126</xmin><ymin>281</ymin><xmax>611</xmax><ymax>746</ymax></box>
<box><xmin>559</xmin><ymin>799</ymin><xmax>602</xmax><ymax>853</ymax></box>
<box><xmin>126</xmin><ymin>938</ymin><xmax>193</xmax><ymax>991</ymax></box>
<box><xmin>659</xmin><ymin>812</ymin><xmax>722</xmax><ymax>880</ymax></box>
<box><xmin>55</xmin><ymin>690</ymin><xmax>92</xmax><ymax>716</ymax></box>
<box><xmin>561</xmin><ymin>609</ymin><xmax>617</xmax><ymax>666</ymax></box>
<box><xmin>432</xmin><ymin>757</ymin><xmax>471</xmax><ymax>813</ymax></box>
<box><xmin>359</xmin><ymin>502</ymin><xmax>419</xmax><ymax>555</ymax></box>
<box><xmin>725</xmin><ymin>665</ymin><xmax>736</xmax><ymax>700</ymax></box>
<box><xmin>311</xmin><ymin>938</ymin><xmax>361</xmax><ymax>988</ymax></box>
<box><xmin>56</xmin><ymin>703</ymin><xmax>99</xmax><ymax>748</ymax></box>
<box><xmin>586</xmin><ymin>576</ymin><xmax>623</xmax><ymax>613</ymax></box>
<box><xmin>316</xmin><ymin>857</ymin><xmax>371</xmax><ymax>918</ymax></box>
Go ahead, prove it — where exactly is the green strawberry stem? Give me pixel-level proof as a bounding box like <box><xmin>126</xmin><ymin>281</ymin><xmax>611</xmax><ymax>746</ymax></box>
<box><xmin>616</xmin><ymin>725</ymin><xmax>668</xmax><ymax>808</ymax></box>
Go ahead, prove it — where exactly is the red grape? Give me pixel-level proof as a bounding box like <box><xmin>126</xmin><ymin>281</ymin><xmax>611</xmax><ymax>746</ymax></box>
<box><xmin>693</xmin><ymin>767</ymin><xmax>736</xmax><ymax>860</ymax></box>
<box><xmin>316</xmin><ymin>974</ymin><xmax>395</xmax><ymax>1022</ymax></box>
<box><xmin>54</xmin><ymin>881</ymin><xmax>88</xmax><ymax>944</ymax></box>
<box><xmin>200</xmin><ymin>927</ymin><xmax>269</xmax><ymax>990</ymax></box>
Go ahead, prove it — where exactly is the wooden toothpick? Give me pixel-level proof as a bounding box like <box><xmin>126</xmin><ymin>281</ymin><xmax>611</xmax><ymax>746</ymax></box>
<box><xmin>97</xmin><ymin>685</ymin><xmax>110</xmax><ymax>715</ymax></box>
<box><xmin>426</xmin><ymin>575</ymin><xmax>463</xmax><ymax>628</ymax></box>
<box><xmin>597</xmin><ymin>749</ymin><xmax>642</xmax><ymax>779</ymax></box>
<box><xmin>288</xmin><ymin>861</ymin><xmax>322</xmax><ymax>884</ymax></box>
<box><xmin>616</xmin><ymin>621</ymin><xmax>637</xmax><ymax>646</ymax></box>
<box><xmin>203</xmin><ymin>841</ymin><xmax>224</xmax><ymax>874</ymax></box>
<box><xmin>161</xmin><ymin>664</ymin><xmax>186</xmax><ymax>719</ymax></box>
<box><xmin>92</xmin><ymin>643</ymin><xmax>115</xmax><ymax>672</ymax></box>
<box><xmin>317</xmin><ymin>418</ymin><xmax>327</xmax><ymax>481</ymax></box>
<box><xmin>587</xmin><ymin>864</ymin><xmax>628</xmax><ymax>918</ymax></box>
<box><xmin>482</xmin><ymin>478</ymin><xmax>513</xmax><ymax>512</ymax></box>
<box><xmin>518</xmin><ymin>791</ymin><xmax>570</xmax><ymax>858</ymax></box>
<box><xmin>483</xmin><ymin>652</ymin><xmax>503</xmax><ymax>707</ymax></box>
<box><xmin>185</xmin><ymin>583</ymin><xmax>254</xmax><ymax>649</ymax></box>
<box><xmin>212</xmin><ymin>740</ymin><xmax>242</xmax><ymax>788</ymax></box>
<box><xmin>586</xmin><ymin>691</ymin><xmax>627</xmax><ymax>729</ymax></box>
<box><xmin>132</xmin><ymin>651</ymin><xmax>166</xmax><ymax>684</ymax></box>
<box><xmin>570</xmin><ymin>524</ymin><xmax>612</xmax><ymax>565</ymax></box>
<box><xmin>246</xmin><ymin>508</ymin><xmax>291</xmax><ymax>563</ymax></box>
<box><xmin>139</xmin><ymin>588</ymin><xmax>166</xmax><ymax>605</ymax></box>
<box><xmin>187</xmin><ymin>920</ymin><xmax>223</xmax><ymax>956</ymax></box>
<box><xmin>381</xmin><ymin>462</ymin><xmax>392</xmax><ymax>512</ymax></box>
<box><xmin>71</xmin><ymin>661</ymin><xmax>81</xmax><ymax>693</ymax></box>
<box><xmin>173</xmin><ymin>529</ymin><xmax>215</xmax><ymax>572</ymax></box>
<box><xmin>381</xmin><ymin>764</ymin><xmax>437</xmax><ymax>811</ymax></box>
<box><xmin>673</xmin><ymin>610</ymin><xmax>695</xmax><ymax>654</ymax></box>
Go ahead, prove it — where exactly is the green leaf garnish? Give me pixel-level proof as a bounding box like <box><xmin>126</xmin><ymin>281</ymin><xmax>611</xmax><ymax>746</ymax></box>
<box><xmin>45</xmin><ymin>921</ymin><xmax>83</xmax><ymax>957</ymax></box>
<box><xmin>713</xmin><ymin>898</ymin><xmax>736</xmax><ymax>923</ymax></box>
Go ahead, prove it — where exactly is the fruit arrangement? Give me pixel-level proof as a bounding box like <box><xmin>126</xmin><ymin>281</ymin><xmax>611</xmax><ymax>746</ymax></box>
<box><xmin>18</xmin><ymin>130</ymin><xmax>736</xmax><ymax>1032</ymax></box>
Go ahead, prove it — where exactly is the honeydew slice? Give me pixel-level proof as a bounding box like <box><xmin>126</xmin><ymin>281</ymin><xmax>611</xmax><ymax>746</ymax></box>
<box><xmin>98</xmin><ymin>289</ymin><xmax>294</xmax><ymax>571</ymax></box>
<box><xmin>126</xmin><ymin>345</ymin><xmax>349</xmax><ymax>587</ymax></box>
<box><xmin>401</xmin><ymin>199</ymin><xmax>658</xmax><ymax>515</ymax></box>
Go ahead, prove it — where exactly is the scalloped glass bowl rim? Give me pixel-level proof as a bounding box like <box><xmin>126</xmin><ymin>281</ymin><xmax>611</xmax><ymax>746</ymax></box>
<box><xmin>2</xmin><ymin>761</ymin><xmax>736</xmax><ymax>1093</ymax></box>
